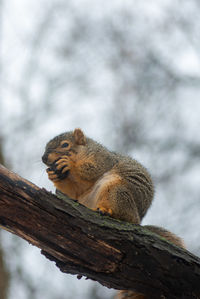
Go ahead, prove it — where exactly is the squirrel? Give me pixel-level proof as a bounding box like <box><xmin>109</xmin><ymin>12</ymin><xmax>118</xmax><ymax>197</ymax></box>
<box><xmin>42</xmin><ymin>128</ymin><xmax>185</xmax><ymax>299</ymax></box>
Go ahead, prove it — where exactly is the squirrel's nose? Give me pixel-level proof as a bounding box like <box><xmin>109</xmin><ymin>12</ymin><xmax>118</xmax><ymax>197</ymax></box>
<box><xmin>42</xmin><ymin>153</ymin><xmax>48</xmax><ymax>164</ymax></box>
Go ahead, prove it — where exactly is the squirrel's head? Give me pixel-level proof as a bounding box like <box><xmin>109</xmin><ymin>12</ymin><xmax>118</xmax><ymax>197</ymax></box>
<box><xmin>42</xmin><ymin>128</ymin><xmax>86</xmax><ymax>166</ymax></box>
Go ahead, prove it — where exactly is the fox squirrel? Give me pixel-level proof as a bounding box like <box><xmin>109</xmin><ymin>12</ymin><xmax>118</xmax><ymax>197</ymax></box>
<box><xmin>42</xmin><ymin>128</ymin><xmax>185</xmax><ymax>299</ymax></box>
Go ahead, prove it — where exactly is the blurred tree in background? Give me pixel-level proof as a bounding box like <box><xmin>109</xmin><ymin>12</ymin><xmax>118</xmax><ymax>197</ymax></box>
<box><xmin>0</xmin><ymin>0</ymin><xmax>200</xmax><ymax>298</ymax></box>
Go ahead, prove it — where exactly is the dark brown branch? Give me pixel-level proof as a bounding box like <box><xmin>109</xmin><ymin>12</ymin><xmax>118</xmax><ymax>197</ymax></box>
<box><xmin>0</xmin><ymin>164</ymin><xmax>200</xmax><ymax>299</ymax></box>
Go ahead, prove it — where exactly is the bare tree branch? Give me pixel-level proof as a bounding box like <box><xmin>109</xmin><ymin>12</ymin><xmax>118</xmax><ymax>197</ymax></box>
<box><xmin>0</xmin><ymin>164</ymin><xmax>199</xmax><ymax>299</ymax></box>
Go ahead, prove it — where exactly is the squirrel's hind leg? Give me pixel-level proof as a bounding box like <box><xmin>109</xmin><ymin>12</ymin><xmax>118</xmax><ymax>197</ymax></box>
<box><xmin>95</xmin><ymin>182</ymin><xmax>140</xmax><ymax>224</ymax></box>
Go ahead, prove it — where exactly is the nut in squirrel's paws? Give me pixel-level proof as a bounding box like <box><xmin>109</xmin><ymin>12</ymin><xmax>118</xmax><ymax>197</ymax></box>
<box><xmin>96</xmin><ymin>207</ymin><xmax>113</xmax><ymax>217</ymax></box>
<box><xmin>46</xmin><ymin>157</ymin><xmax>69</xmax><ymax>181</ymax></box>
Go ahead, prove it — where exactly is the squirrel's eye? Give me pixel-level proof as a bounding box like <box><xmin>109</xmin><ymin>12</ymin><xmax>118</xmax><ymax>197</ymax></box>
<box><xmin>61</xmin><ymin>142</ymin><xmax>69</xmax><ymax>148</ymax></box>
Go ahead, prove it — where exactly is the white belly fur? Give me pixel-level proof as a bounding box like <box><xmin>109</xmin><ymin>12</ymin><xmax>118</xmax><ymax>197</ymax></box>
<box><xmin>78</xmin><ymin>170</ymin><xmax>121</xmax><ymax>209</ymax></box>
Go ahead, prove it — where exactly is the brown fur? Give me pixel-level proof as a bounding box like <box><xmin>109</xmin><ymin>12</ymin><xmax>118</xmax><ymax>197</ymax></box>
<box><xmin>42</xmin><ymin>128</ymin><xmax>154</xmax><ymax>223</ymax></box>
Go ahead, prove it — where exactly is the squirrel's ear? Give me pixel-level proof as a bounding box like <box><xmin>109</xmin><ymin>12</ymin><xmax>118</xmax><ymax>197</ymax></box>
<box><xmin>73</xmin><ymin>128</ymin><xmax>86</xmax><ymax>145</ymax></box>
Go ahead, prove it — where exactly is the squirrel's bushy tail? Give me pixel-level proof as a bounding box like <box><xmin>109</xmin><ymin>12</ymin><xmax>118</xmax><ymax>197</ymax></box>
<box><xmin>144</xmin><ymin>225</ymin><xmax>185</xmax><ymax>248</ymax></box>
<box><xmin>115</xmin><ymin>225</ymin><xmax>185</xmax><ymax>299</ymax></box>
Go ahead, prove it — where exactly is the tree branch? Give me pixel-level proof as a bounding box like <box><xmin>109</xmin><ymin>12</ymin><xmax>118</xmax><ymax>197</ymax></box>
<box><xmin>0</xmin><ymin>164</ymin><xmax>199</xmax><ymax>299</ymax></box>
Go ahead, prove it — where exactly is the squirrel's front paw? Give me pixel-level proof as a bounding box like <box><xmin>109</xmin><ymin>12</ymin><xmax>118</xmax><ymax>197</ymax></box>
<box><xmin>46</xmin><ymin>156</ymin><xmax>70</xmax><ymax>181</ymax></box>
<box><xmin>46</xmin><ymin>168</ymin><xmax>60</xmax><ymax>182</ymax></box>
<box><xmin>55</xmin><ymin>156</ymin><xmax>71</xmax><ymax>173</ymax></box>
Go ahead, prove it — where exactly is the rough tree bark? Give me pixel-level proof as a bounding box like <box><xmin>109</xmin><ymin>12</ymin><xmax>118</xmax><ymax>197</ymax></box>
<box><xmin>0</xmin><ymin>164</ymin><xmax>199</xmax><ymax>299</ymax></box>
<box><xmin>0</xmin><ymin>141</ymin><xmax>10</xmax><ymax>299</ymax></box>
